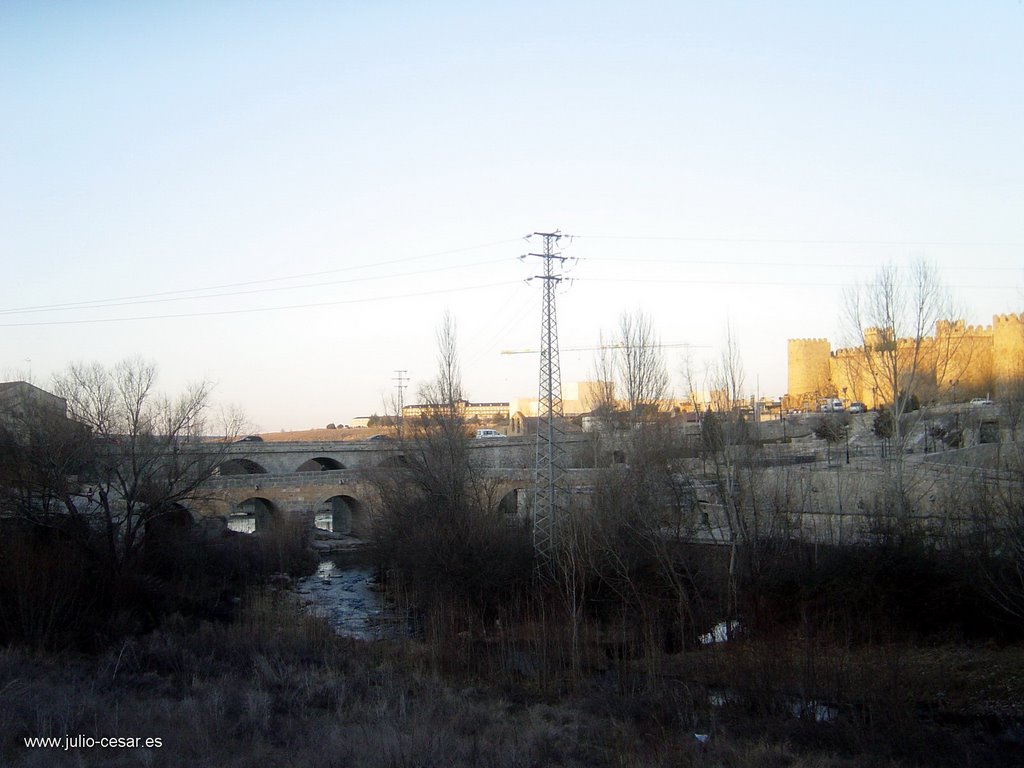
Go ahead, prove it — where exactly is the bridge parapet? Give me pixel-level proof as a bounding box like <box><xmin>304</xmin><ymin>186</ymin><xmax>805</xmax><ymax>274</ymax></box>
<box><xmin>205</xmin><ymin>468</ymin><xmax>372</xmax><ymax>490</ymax></box>
<box><xmin>479</xmin><ymin>466</ymin><xmax>625</xmax><ymax>482</ymax></box>
<box><xmin>207</xmin><ymin>434</ymin><xmax>590</xmax><ymax>474</ymax></box>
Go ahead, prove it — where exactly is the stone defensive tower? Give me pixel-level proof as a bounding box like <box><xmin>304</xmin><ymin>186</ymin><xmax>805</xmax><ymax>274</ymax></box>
<box><xmin>936</xmin><ymin>319</ymin><xmax>993</xmax><ymax>397</ymax></box>
<box><xmin>993</xmin><ymin>313</ymin><xmax>1024</xmax><ymax>399</ymax></box>
<box><xmin>787</xmin><ymin>339</ymin><xmax>832</xmax><ymax>406</ymax></box>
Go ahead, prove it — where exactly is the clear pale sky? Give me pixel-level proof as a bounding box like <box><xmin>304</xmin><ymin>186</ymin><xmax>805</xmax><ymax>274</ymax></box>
<box><xmin>2</xmin><ymin>1</ymin><xmax>1022</xmax><ymax>431</ymax></box>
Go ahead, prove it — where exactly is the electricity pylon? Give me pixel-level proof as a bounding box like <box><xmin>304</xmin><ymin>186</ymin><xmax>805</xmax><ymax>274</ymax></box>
<box><xmin>393</xmin><ymin>370</ymin><xmax>408</xmax><ymax>439</ymax></box>
<box><xmin>527</xmin><ymin>231</ymin><xmax>569</xmax><ymax>561</ymax></box>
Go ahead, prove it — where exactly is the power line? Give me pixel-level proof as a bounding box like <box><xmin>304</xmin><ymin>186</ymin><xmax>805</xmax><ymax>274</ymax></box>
<box><xmin>465</xmin><ymin>284</ymin><xmax>535</xmax><ymax>365</ymax></box>
<box><xmin>576</xmin><ymin>276</ymin><xmax>1019</xmax><ymax>291</ymax></box>
<box><xmin>575</xmin><ymin>234</ymin><xmax>1024</xmax><ymax>248</ymax></box>
<box><xmin>581</xmin><ymin>255</ymin><xmax>1024</xmax><ymax>273</ymax></box>
<box><xmin>0</xmin><ymin>237</ymin><xmax>521</xmax><ymax>316</ymax></box>
<box><xmin>0</xmin><ymin>278</ymin><xmax>523</xmax><ymax>328</ymax></box>
<box><xmin>501</xmin><ymin>341</ymin><xmax>708</xmax><ymax>355</ymax></box>
<box><xmin>0</xmin><ymin>255</ymin><xmax>512</xmax><ymax>317</ymax></box>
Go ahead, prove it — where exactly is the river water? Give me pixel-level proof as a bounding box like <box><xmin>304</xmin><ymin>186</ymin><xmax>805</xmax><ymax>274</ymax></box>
<box><xmin>294</xmin><ymin>558</ymin><xmax>403</xmax><ymax>640</ymax></box>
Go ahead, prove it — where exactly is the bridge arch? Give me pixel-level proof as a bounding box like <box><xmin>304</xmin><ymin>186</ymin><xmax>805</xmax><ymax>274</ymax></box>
<box><xmin>315</xmin><ymin>494</ymin><xmax>368</xmax><ymax>536</ymax></box>
<box><xmin>144</xmin><ymin>503</ymin><xmax>195</xmax><ymax>542</ymax></box>
<box><xmin>229</xmin><ymin>496</ymin><xmax>279</xmax><ymax>533</ymax></box>
<box><xmin>296</xmin><ymin>456</ymin><xmax>345</xmax><ymax>472</ymax></box>
<box><xmin>219</xmin><ymin>458</ymin><xmax>268</xmax><ymax>475</ymax></box>
<box><xmin>497</xmin><ymin>488</ymin><xmax>525</xmax><ymax>516</ymax></box>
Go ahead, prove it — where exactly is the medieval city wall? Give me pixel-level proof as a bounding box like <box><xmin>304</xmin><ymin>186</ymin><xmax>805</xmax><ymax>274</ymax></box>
<box><xmin>787</xmin><ymin>339</ymin><xmax>832</xmax><ymax>405</ymax></box>
<box><xmin>993</xmin><ymin>313</ymin><xmax>1024</xmax><ymax>399</ymax></box>
<box><xmin>787</xmin><ymin>312</ymin><xmax>1023</xmax><ymax>407</ymax></box>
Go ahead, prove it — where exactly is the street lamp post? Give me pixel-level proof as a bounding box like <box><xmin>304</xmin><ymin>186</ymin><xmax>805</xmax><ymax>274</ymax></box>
<box><xmin>950</xmin><ymin>379</ymin><xmax>959</xmax><ymax>431</ymax></box>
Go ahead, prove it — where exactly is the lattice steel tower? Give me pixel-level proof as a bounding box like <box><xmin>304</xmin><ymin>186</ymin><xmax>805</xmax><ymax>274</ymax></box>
<box><xmin>528</xmin><ymin>231</ymin><xmax>569</xmax><ymax>560</ymax></box>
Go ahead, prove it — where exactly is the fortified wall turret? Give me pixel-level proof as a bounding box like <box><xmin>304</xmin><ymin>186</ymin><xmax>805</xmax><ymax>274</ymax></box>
<box><xmin>863</xmin><ymin>327</ymin><xmax>892</xmax><ymax>351</ymax></box>
<box><xmin>787</xmin><ymin>339</ymin><xmax>831</xmax><ymax>407</ymax></box>
<box><xmin>936</xmin><ymin>319</ymin><xmax>993</xmax><ymax>397</ymax></box>
<box><xmin>993</xmin><ymin>313</ymin><xmax>1024</xmax><ymax>399</ymax></box>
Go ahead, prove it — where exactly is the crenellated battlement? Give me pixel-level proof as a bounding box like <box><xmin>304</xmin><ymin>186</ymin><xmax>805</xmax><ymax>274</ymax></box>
<box><xmin>994</xmin><ymin>312</ymin><xmax>1024</xmax><ymax>326</ymax></box>
<box><xmin>831</xmin><ymin>345</ymin><xmax>864</xmax><ymax>357</ymax></box>
<box><xmin>787</xmin><ymin>311</ymin><xmax>1024</xmax><ymax>407</ymax></box>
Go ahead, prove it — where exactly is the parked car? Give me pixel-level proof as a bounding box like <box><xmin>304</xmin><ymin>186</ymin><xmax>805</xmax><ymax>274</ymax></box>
<box><xmin>234</xmin><ymin>434</ymin><xmax>263</xmax><ymax>442</ymax></box>
<box><xmin>848</xmin><ymin>402</ymin><xmax>867</xmax><ymax>413</ymax></box>
<box><xmin>475</xmin><ymin>428</ymin><xmax>506</xmax><ymax>439</ymax></box>
<box><xmin>969</xmin><ymin>397</ymin><xmax>994</xmax><ymax>406</ymax></box>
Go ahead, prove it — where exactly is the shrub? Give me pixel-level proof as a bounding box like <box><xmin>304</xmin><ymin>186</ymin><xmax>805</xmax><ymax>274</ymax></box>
<box><xmin>373</xmin><ymin>495</ymin><xmax>534</xmax><ymax>621</ymax></box>
<box><xmin>747</xmin><ymin>539</ymin><xmax>1011</xmax><ymax>641</ymax></box>
<box><xmin>0</xmin><ymin>516</ymin><xmax>316</xmax><ymax>651</ymax></box>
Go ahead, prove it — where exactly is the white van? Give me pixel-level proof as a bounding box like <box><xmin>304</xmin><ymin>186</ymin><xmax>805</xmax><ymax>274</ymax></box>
<box><xmin>475</xmin><ymin>428</ymin><xmax>506</xmax><ymax>439</ymax></box>
<box><xmin>820</xmin><ymin>398</ymin><xmax>843</xmax><ymax>413</ymax></box>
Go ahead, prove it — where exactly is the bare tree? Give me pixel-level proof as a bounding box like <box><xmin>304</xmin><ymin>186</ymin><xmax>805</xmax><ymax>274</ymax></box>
<box><xmin>1000</xmin><ymin>357</ymin><xmax>1024</xmax><ymax>441</ymax></box>
<box><xmin>588</xmin><ymin>331</ymin><xmax>619</xmax><ymax>418</ymax></box>
<box><xmin>428</xmin><ymin>309</ymin><xmax>463</xmax><ymax>415</ymax></box>
<box><xmin>402</xmin><ymin>310</ymin><xmax>476</xmax><ymax>509</ymax></box>
<box><xmin>372</xmin><ymin>312</ymin><xmax>533</xmax><ymax>619</ymax></box>
<box><xmin>844</xmin><ymin>260</ymin><xmax>962</xmax><ymax>519</ymax></box>
<box><xmin>710</xmin><ymin>320</ymin><xmax>746</xmax><ymax>414</ymax></box>
<box><xmin>386</xmin><ymin>310</ymin><xmax>507</xmax><ymax>516</ymax></box>
<box><xmin>697</xmin><ymin>323</ymin><xmax>761</xmax><ymax>617</ymax></box>
<box><xmin>585</xmin><ymin>310</ymin><xmax>671</xmax><ymax>466</ymax></box>
<box><xmin>581</xmin><ymin>331</ymin><xmax>619</xmax><ymax>467</ymax></box>
<box><xmin>617</xmin><ymin>309</ymin><xmax>670</xmax><ymax>429</ymax></box>
<box><xmin>570</xmin><ymin>316</ymin><xmax>712</xmax><ymax>655</ymax></box>
<box><xmin>0</xmin><ymin>359</ymin><xmax>241</xmax><ymax>574</ymax></box>
<box><xmin>843</xmin><ymin>260</ymin><xmax>958</xmax><ymax>449</ymax></box>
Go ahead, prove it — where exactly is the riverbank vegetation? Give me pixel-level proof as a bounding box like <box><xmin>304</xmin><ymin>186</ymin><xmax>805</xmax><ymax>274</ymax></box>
<box><xmin>4</xmin><ymin>335</ymin><xmax>1024</xmax><ymax>765</ymax></box>
<box><xmin>362</xmin><ymin>312</ymin><xmax>1024</xmax><ymax>766</ymax></box>
<box><xmin>0</xmin><ymin>359</ymin><xmax>317</xmax><ymax>651</ymax></box>
<box><xmin>2</xmin><ymin>576</ymin><xmax>1022</xmax><ymax>767</ymax></box>
<box><xmin>368</xmin><ymin>485</ymin><xmax>1024</xmax><ymax>766</ymax></box>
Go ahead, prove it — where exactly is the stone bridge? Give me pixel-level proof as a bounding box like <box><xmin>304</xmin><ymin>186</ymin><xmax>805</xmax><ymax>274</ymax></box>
<box><xmin>216</xmin><ymin>435</ymin><xmax>542</xmax><ymax>475</ymax></box>
<box><xmin>190</xmin><ymin>435</ymin><xmax>598</xmax><ymax>535</ymax></box>
<box><xmin>181</xmin><ymin>434</ymin><xmax>988</xmax><ymax>546</ymax></box>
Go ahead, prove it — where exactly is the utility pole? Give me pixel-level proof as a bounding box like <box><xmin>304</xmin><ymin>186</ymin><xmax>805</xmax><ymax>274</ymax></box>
<box><xmin>393</xmin><ymin>369</ymin><xmax>408</xmax><ymax>439</ymax></box>
<box><xmin>526</xmin><ymin>231</ymin><xmax>569</xmax><ymax>562</ymax></box>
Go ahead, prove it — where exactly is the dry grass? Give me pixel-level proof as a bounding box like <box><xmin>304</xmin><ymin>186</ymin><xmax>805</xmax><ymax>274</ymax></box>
<box><xmin>0</xmin><ymin>592</ymin><xmax>648</xmax><ymax>768</ymax></box>
<box><xmin>257</xmin><ymin>426</ymin><xmax>395</xmax><ymax>442</ymax></box>
<box><xmin>3</xmin><ymin>589</ymin><xmax>1021</xmax><ymax>768</ymax></box>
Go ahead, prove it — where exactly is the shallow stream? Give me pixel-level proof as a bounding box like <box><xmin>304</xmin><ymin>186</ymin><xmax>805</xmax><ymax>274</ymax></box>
<box><xmin>294</xmin><ymin>558</ymin><xmax>405</xmax><ymax>640</ymax></box>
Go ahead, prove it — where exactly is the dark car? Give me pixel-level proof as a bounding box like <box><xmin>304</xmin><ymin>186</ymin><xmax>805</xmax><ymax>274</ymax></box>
<box><xmin>235</xmin><ymin>434</ymin><xmax>264</xmax><ymax>442</ymax></box>
<box><xmin>848</xmin><ymin>402</ymin><xmax>867</xmax><ymax>413</ymax></box>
